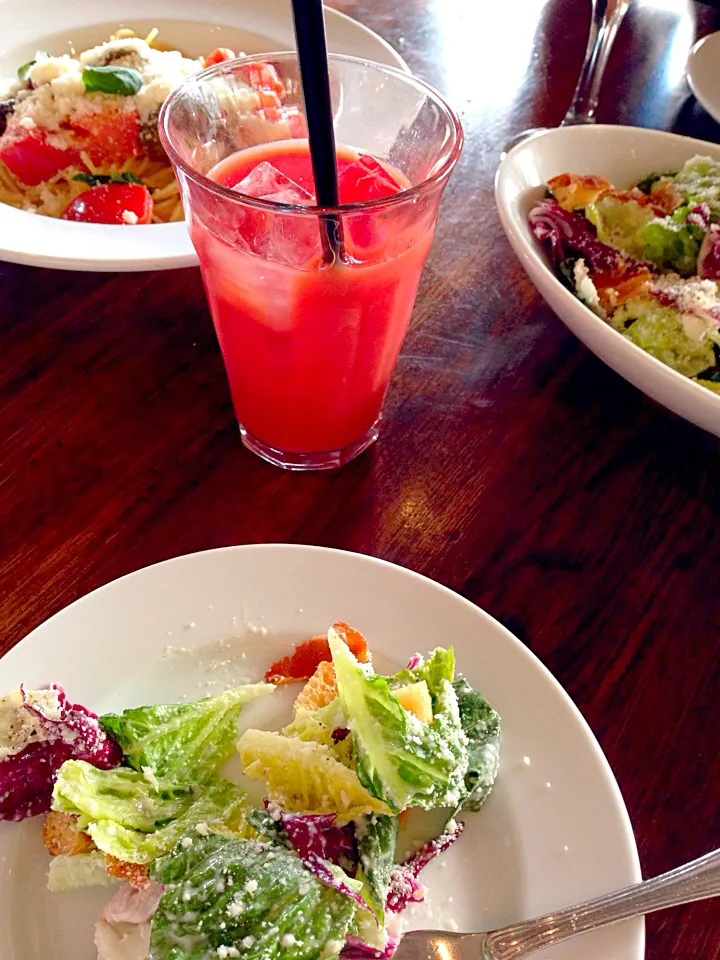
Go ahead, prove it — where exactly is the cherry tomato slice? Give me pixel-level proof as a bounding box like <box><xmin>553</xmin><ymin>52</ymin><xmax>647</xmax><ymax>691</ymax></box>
<box><xmin>62</xmin><ymin>182</ymin><xmax>153</xmax><ymax>225</ymax></box>
<box><xmin>204</xmin><ymin>48</ymin><xmax>236</xmax><ymax>67</ymax></box>
<box><xmin>264</xmin><ymin>622</ymin><xmax>370</xmax><ymax>684</ymax></box>
<box><xmin>70</xmin><ymin>111</ymin><xmax>141</xmax><ymax>167</ymax></box>
<box><xmin>245</xmin><ymin>62</ymin><xmax>285</xmax><ymax>97</ymax></box>
<box><xmin>0</xmin><ymin>135</ymin><xmax>80</xmax><ymax>186</ymax></box>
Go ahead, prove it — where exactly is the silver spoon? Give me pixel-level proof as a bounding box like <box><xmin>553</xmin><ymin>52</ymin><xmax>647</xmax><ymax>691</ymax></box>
<box><xmin>395</xmin><ymin>845</ymin><xmax>720</xmax><ymax>960</ymax></box>
<box><xmin>503</xmin><ymin>0</ymin><xmax>631</xmax><ymax>155</ymax></box>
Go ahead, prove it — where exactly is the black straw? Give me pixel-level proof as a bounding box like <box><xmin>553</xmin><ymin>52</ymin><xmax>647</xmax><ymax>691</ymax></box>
<box><xmin>290</xmin><ymin>0</ymin><xmax>345</xmax><ymax>263</ymax></box>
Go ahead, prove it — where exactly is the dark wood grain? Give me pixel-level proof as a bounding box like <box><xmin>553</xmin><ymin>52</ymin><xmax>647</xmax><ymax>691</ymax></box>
<box><xmin>1</xmin><ymin>0</ymin><xmax>719</xmax><ymax>955</ymax></box>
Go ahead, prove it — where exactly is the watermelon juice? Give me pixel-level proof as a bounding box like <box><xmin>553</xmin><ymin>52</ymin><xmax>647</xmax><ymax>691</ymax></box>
<box><xmin>160</xmin><ymin>52</ymin><xmax>463</xmax><ymax>469</ymax></box>
<box><xmin>189</xmin><ymin>140</ymin><xmax>436</xmax><ymax>465</ymax></box>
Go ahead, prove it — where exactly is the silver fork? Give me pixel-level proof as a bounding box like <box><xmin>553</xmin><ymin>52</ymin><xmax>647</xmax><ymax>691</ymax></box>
<box><xmin>396</xmin><ymin>846</ymin><xmax>720</xmax><ymax>960</ymax></box>
<box><xmin>503</xmin><ymin>0</ymin><xmax>631</xmax><ymax>154</ymax></box>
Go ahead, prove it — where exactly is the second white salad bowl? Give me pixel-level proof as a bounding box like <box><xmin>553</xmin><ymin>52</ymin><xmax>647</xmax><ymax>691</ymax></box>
<box><xmin>495</xmin><ymin>124</ymin><xmax>720</xmax><ymax>438</ymax></box>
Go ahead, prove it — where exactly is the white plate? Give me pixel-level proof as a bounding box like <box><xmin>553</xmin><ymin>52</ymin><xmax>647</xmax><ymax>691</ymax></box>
<box><xmin>687</xmin><ymin>32</ymin><xmax>720</xmax><ymax>125</ymax></box>
<box><xmin>496</xmin><ymin>124</ymin><xmax>720</xmax><ymax>438</ymax></box>
<box><xmin>0</xmin><ymin>0</ymin><xmax>407</xmax><ymax>272</ymax></box>
<box><xmin>0</xmin><ymin>544</ymin><xmax>642</xmax><ymax>960</ymax></box>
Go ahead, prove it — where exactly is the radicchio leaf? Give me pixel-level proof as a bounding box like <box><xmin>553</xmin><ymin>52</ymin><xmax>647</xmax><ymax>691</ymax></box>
<box><xmin>0</xmin><ymin>740</ymin><xmax>72</xmax><ymax>821</ymax></box>
<box><xmin>303</xmin><ymin>853</ymin><xmax>375</xmax><ymax>915</ymax></box>
<box><xmin>342</xmin><ymin>932</ymin><xmax>403</xmax><ymax>959</ymax></box>
<box><xmin>0</xmin><ymin>684</ymin><xmax>122</xmax><ymax>821</ymax></box>
<box><xmin>264</xmin><ymin>803</ymin><xmax>357</xmax><ymax>870</ymax></box>
<box><xmin>648</xmin><ymin>277</ymin><xmax>720</xmax><ymax>327</ymax></box>
<box><xmin>22</xmin><ymin>685</ymin><xmax>123</xmax><ymax>768</ymax></box>
<box><xmin>386</xmin><ymin>821</ymin><xmax>464</xmax><ymax>913</ymax></box>
<box><xmin>528</xmin><ymin>198</ymin><xmax>629</xmax><ymax>273</ymax></box>
<box><xmin>686</xmin><ymin>202</ymin><xmax>712</xmax><ymax>231</ymax></box>
<box><xmin>265</xmin><ymin>807</ymin><xmax>371</xmax><ymax>917</ymax></box>
<box><xmin>697</xmin><ymin>223</ymin><xmax>720</xmax><ymax>281</ymax></box>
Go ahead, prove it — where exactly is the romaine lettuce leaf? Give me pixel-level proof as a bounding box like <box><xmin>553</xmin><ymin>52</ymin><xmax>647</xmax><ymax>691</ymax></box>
<box><xmin>53</xmin><ymin>759</ymin><xmax>192</xmax><ymax>831</ymax></box>
<box><xmin>150</xmin><ymin>835</ymin><xmax>356</xmax><ymax>960</ymax></box>
<box><xmin>283</xmin><ymin>711</ymin><xmax>336</xmax><ymax>748</ymax></box>
<box><xmin>100</xmin><ymin>683</ymin><xmax>273</xmax><ymax>784</ymax></box>
<box><xmin>451</xmin><ymin>678</ymin><xmax>501</xmax><ymax>815</ymax></box>
<box><xmin>354</xmin><ymin>813</ymin><xmax>398</xmax><ymax>934</ymax></box>
<box><xmin>237</xmin><ymin>728</ymin><xmax>390</xmax><ymax>822</ymax></box>
<box><xmin>283</xmin><ymin>701</ymin><xmax>353</xmax><ymax>767</ymax></box>
<box><xmin>329</xmin><ymin>633</ymin><xmax>468</xmax><ymax>813</ymax></box>
<box><xmin>672</xmin><ymin>155</ymin><xmax>720</xmax><ymax>213</ymax></box>
<box><xmin>391</xmin><ymin>648</ymin><xmax>454</xmax><ymax>692</ymax></box>
<box><xmin>585</xmin><ymin>195</ymin><xmax>655</xmax><ymax>259</ymax></box>
<box><xmin>88</xmin><ymin>780</ymin><xmax>248</xmax><ymax>863</ymax></box>
<box><xmin>246</xmin><ymin>805</ymin><xmax>286</xmax><ymax>841</ymax></box>
<box><xmin>249</xmin><ymin>806</ymin><xmax>392</xmax><ymax>947</ymax></box>
<box><xmin>640</xmin><ymin>206</ymin><xmax>704</xmax><ymax>276</ymax></box>
<box><xmin>52</xmin><ymin>760</ymin><xmax>248</xmax><ymax>863</ymax></box>
<box><xmin>356</xmin><ymin>815</ymin><xmax>397</xmax><ymax>914</ymax></box>
<box><xmin>612</xmin><ymin>296</ymin><xmax>716</xmax><ymax>377</ymax></box>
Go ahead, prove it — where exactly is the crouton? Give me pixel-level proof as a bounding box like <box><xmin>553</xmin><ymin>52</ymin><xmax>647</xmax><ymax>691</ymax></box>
<box><xmin>293</xmin><ymin>661</ymin><xmax>338</xmax><ymax>715</ymax></box>
<box><xmin>42</xmin><ymin>811</ymin><xmax>93</xmax><ymax>856</ymax></box>
<box><xmin>105</xmin><ymin>856</ymin><xmax>150</xmax><ymax>889</ymax></box>
<box><xmin>547</xmin><ymin>172</ymin><xmax>612</xmax><ymax>211</ymax></box>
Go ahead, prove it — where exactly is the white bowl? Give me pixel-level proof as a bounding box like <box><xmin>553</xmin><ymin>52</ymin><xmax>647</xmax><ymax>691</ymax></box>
<box><xmin>495</xmin><ymin>124</ymin><xmax>720</xmax><ymax>438</ymax></box>
<box><xmin>0</xmin><ymin>0</ymin><xmax>407</xmax><ymax>272</ymax></box>
<box><xmin>0</xmin><ymin>544</ymin><xmax>642</xmax><ymax>960</ymax></box>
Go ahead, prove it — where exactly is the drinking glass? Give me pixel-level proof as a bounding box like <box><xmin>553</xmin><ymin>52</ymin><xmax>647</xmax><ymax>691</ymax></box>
<box><xmin>160</xmin><ymin>53</ymin><xmax>463</xmax><ymax>471</ymax></box>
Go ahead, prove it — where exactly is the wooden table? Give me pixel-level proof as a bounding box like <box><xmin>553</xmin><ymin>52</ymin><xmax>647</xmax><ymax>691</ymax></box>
<box><xmin>1</xmin><ymin>0</ymin><xmax>719</xmax><ymax>955</ymax></box>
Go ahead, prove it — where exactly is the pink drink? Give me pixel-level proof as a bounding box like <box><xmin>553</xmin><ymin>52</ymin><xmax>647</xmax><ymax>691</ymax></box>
<box><xmin>160</xmin><ymin>53</ymin><xmax>463</xmax><ymax>469</ymax></box>
<box><xmin>191</xmin><ymin>140</ymin><xmax>433</xmax><ymax>455</ymax></box>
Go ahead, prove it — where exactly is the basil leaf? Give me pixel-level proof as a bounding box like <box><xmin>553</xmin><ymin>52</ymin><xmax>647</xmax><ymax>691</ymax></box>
<box><xmin>115</xmin><ymin>171</ymin><xmax>144</xmax><ymax>185</ymax></box>
<box><xmin>73</xmin><ymin>173</ymin><xmax>109</xmax><ymax>187</ymax></box>
<box><xmin>73</xmin><ymin>171</ymin><xmax>146</xmax><ymax>187</ymax></box>
<box><xmin>17</xmin><ymin>51</ymin><xmax>48</xmax><ymax>83</ymax></box>
<box><xmin>81</xmin><ymin>65</ymin><xmax>143</xmax><ymax>96</ymax></box>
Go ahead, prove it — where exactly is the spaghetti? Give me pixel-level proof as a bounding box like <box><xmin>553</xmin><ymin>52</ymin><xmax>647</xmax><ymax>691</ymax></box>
<box><xmin>0</xmin><ymin>152</ymin><xmax>183</xmax><ymax>222</ymax></box>
<box><xmin>0</xmin><ymin>35</ymin><xmax>295</xmax><ymax>225</ymax></box>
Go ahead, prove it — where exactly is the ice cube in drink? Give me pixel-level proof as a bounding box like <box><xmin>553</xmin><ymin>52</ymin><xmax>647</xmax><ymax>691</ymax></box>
<box><xmin>232</xmin><ymin>160</ymin><xmax>321</xmax><ymax>267</ymax></box>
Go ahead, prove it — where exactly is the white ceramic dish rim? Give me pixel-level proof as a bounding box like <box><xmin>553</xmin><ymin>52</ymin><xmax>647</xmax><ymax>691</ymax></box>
<box><xmin>495</xmin><ymin>124</ymin><xmax>720</xmax><ymax>425</ymax></box>
<box><xmin>0</xmin><ymin>1</ymin><xmax>408</xmax><ymax>272</ymax></box>
<box><xmin>0</xmin><ymin>543</ymin><xmax>643</xmax><ymax>960</ymax></box>
<box><xmin>686</xmin><ymin>32</ymin><xmax>720</xmax><ymax>126</ymax></box>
